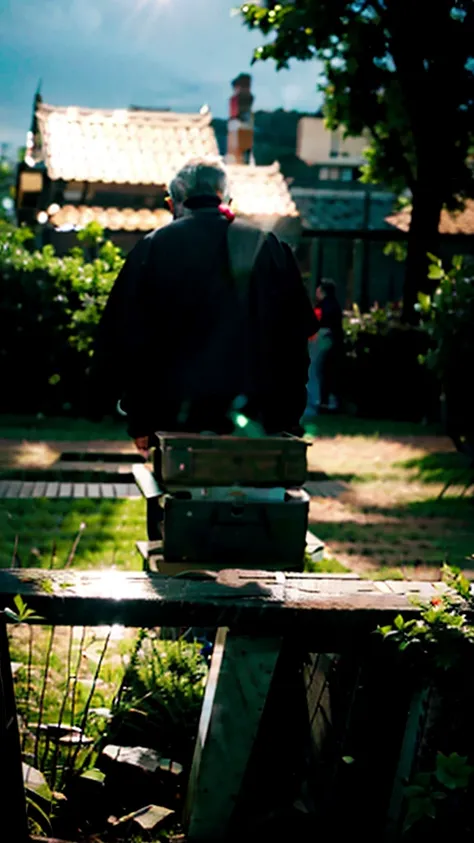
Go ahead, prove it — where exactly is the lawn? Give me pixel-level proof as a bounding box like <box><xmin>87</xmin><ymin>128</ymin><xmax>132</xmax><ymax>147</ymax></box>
<box><xmin>0</xmin><ymin>498</ymin><xmax>146</xmax><ymax>570</ymax></box>
<box><xmin>0</xmin><ymin>414</ymin><xmax>126</xmax><ymax>441</ymax></box>
<box><xmin>307</xmin><ymin>423</ymin><xmax>474</xmax><ymax>579</ymax></box>
<box><xmin>1</xmin><ymin>413</ymin><xmax>473</xmax><ymax>579</ymax></box>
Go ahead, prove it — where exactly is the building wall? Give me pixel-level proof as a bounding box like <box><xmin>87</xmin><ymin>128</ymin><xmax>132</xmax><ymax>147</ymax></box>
<box><xmin>297</xmin><ymin>117</ymin><xmax>368</xmax><ymax>167</ymax></box>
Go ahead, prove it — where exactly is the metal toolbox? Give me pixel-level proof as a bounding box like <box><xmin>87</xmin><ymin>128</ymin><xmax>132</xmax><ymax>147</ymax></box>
<box><xmin>155</xmin><ymin>433</ymin><xmax>308</xmax><ymax>489</ymax></box>
<box><xmin>162</xmin><ymin>489</ymin><xmax>310</xmax><ymax>570</ymax></box>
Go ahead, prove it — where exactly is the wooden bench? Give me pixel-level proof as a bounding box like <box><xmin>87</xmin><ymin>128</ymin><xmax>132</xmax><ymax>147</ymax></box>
<box><xmin>0</xmin><ymin>569</ymin><xmax>446</xmax><ymax>842</ymax></box>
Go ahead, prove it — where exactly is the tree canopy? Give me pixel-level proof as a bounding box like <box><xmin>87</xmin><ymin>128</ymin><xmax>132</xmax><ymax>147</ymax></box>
<box><xmin>240</xmin><ymin>0</ymin><xmax>474</xmax><ymax>318</ymax></box>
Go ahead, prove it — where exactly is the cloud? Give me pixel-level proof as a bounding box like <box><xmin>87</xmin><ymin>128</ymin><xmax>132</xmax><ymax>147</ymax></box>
<box><xmin>0</xmin><ymin>0</ymin><xmax>324</xmax><ymax>147</ymax></box>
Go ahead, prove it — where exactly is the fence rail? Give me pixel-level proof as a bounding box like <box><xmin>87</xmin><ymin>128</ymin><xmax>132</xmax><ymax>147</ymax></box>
<box><xmin>0</xmin><ymin>568</ymin><xmax>444</xmax><ymax>648</ymax></box>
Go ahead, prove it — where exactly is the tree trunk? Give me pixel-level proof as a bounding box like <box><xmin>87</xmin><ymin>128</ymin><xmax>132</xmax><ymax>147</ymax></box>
<box><xmin>402</xmin><ymin>183</ymin><xmax>443</xmax><ymax>324</ymax></box>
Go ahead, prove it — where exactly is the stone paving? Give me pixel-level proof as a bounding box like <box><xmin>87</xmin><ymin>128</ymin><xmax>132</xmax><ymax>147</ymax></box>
<box><xmin>0</xmin><ymin>439</ymin><xmax>345</xmax><ymax>500</ymax></box>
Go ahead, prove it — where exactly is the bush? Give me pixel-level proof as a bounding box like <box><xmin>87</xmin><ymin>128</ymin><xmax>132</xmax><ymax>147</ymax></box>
<box><xmin>341</xmin><ymin>302</ymin><xmax>438</xmax><ymax>421</ymax></box>
<box><xmin>417</xmin><ymin>256</ymin><xmax>474</xmax><ymax>449</ymax></box>
<box><xmin>0</xmin><ymin>221</ymin><xmax>123</xmax><ymax>415</ymax></box>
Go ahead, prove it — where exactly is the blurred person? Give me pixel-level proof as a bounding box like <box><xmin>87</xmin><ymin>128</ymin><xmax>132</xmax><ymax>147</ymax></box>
<box><xmin>303</xmin><ymin>278</ymin><xmax>343</xmax><ymax>420</ymax></box>
<box><xmin>88</xmin><ymin>157</ymin><xmax>317</xmax><ymax>456</ymax></box>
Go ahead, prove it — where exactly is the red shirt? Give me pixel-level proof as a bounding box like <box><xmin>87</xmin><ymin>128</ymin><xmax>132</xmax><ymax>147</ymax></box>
<box><xmin>310</xmin><ymin>307</ymin><xmax>322</xmax><ymax>340</ymax></box>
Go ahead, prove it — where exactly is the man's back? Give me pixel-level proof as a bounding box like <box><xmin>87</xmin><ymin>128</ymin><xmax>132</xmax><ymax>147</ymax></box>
<box><xmin>91</xmin><ymin>207</ymin><xmax>316</xmax><ymax>437</ymax></box>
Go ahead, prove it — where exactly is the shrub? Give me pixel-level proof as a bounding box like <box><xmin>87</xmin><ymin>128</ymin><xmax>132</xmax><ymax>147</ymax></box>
<box><xmin>379</xmin><ymin>565</ymin><xmax>474</xmax><ymax>838</ymax></box>
<box><xmin>417</xmin><ymin>255</ymin><xmax>474</xmax><ymax>449</ymax></box>
<box><xmin>342</xmin><ymin>302</ymin><xmax>438</xmax><ymax>421</ymax></box>
<box><xmin>0</xmin><ymin>221</ymin><xmax>123</xmax><ymax>414</ymax></box>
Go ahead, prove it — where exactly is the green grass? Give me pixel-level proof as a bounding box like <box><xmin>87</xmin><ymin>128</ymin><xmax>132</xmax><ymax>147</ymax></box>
<box><xmin>0</xmin><ymin>414</ymin><xmax>127</xmax><ymax>441</ymax></box>
<box><xmin>303</xmin><ymin>415</ymin><xmax>442</xmax><ymax>439</ymax></box>
<box><xmin>305</xmin><ymin>555</ymin><xmax>349</xmax><ymax>574</ymax></box>
<box><xmin>312</xmin><ymin>496</ymin><xmax>474</xmax><ymax>573</ymax></box>
<box><xmin>0</xmin><ymin>498</ymin><xmax>146</xmax><ymax>569</ymax></box>
<box><xmin>1</xmin><ymin>412</ymin><xmax>443</xmax><ymax>443</ymax></box>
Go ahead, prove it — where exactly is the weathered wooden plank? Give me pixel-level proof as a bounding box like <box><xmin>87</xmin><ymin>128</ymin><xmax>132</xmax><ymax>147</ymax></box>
<box><xmin>86</xmin><ymin>483</ymin><xmax>101</xmax><ymax>498</ymax></box>
<box><xmin>45</xmin><ymin>482</ymin><xmax>59</xmax><ymax>498</ymax></box>
<box><xmin>59</xmin><ymin>483</ymin><xmax>72</xmax><ymax>498</ymax></box>
<box><xmin>3</xmin><ymin>481</ymin><xmax>23</xmax><ymax>498</ymax></box>
<box><xmin>185</xmin><ymin>629</ymin><xmax>282</xmax><ymax>841</ymax></box>
<box><xmin>100</xmin><ymin>483</ymin><xmax>115</xmax><ymax>498</ymax></box>
<box><xmin>305</xmin><ymin>653</ymin><xmax>334</xmax><ymax>761</ymax></box>
<box><xmin>19</xmin><ymin>482</ymin><xmax>34</xmax><ymax>499</ymax></box>
<box><xmin>31</xmin><ymin>481</ymin><xmax>47</xmax><ymax>498</ymax></box>
<box><xmin>0</xmin><ymin>613</ymin><xmax>29</xmax><ymax>842</ymax></box>
<box><xmin>127</xmin><ymin>483</ymin><xmax>141</xmax><ymax>498</ymax></box>
<box><xmin>0</xmin><ymin>569</ymin><xmax>451</xmax><ymax>647</ymax></box>
<box><xmin>0</xmin><ymin>480</ymin><xmax>9</xmax><ymax>498</ymax></box>
<box><xmin>385</xmin><ymin>688</ymin><xmax>429</xmax><ymax>841</ymax></box>
<box><xmin>114</xmin><ymin>483</ymin><xmax>129</xmax><ymax>498</ymax></box>
<box><xmin>73</xmin><ymin>483</ymin><xmax>86</xmax><ymax>499</ymax></box>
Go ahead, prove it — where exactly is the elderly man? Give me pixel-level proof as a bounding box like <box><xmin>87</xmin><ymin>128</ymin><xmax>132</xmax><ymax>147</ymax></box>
<box><xmin>89</xmin><ymin>158</ymin><xmax>316</xmax><ymax>455</ymax></box>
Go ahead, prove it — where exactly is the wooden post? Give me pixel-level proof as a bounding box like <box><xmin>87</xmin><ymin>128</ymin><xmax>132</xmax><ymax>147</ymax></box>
<box><xmin>385</xmin><ymin>688</ymin><xmax>429</xmax><ymax>840</ymax></box>
<box><xmin>360</xmin><ymin>190</ymin><xmax>371</xmax><ymax>311</ymax></box>
<box><xmin>185</xmin><ymin>628</ymin><xmax>282</xmax><ymax>842</ymax></box>
<box><xmin>0</xmin><ymin>612</ymin><xmax>29</xmax><ymax>842</ymax></box>
<box><xmin>352</xmin><ymin>238</ymin><xmax>364</xmax><ymax>306</ymax></box>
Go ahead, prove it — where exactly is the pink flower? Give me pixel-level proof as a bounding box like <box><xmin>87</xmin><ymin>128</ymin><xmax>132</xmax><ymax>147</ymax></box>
<box><xmin>219</xmin><ymin>203</ymin><xmax>235</xmax><ymax>222</ymax></box>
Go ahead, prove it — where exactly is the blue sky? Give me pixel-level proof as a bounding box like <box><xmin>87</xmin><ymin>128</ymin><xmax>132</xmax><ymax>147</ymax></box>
<box><xmin>0</xmin><ymin>0</ymin><xmax>323</xmax><ymax>152</ymax></box>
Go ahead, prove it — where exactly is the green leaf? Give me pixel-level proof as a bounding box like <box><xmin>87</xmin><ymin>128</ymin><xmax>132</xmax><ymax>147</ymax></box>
<box><xmin>4</xmin><ymin>607</ymin><xmax>20</xmax><ymax>623</ymax></box>
<box><xmin>403</xmin><ymin>796</ymin><xmax>437</xmax><ymax>832</ymax></box>
<box><xmin>26</xmin><ymin>796</ymin><xmax>52</xmax><ymax>835</ymax></box>
<box><xmin>435</xmin><ymin>752</ymin><xmax>474</xmax><ymax>790</ymax></box>
<box><xmin>412</xmin><ymin>772</ymin><xmax>432</xmax><ymax>789</ymax></box>
<box><xmin>80</xmin><ymin>768</ymin><xmax>106</xmax><ymax>784</ymax></box>
<box><xmin>14</xmin><ymin>594</ymin><xmax>26</xmax><ymax>615</ymax></box>
<box><xmin>342</xmin><ymin>755</ymin><xmax>355</xmax><ymax>764</ymax></box>
<box><xmin>394</xmin><ymin>614</ymin><xmax>405</xmax><ymax>630</ymax></box>
<box><xmin>404</xmin><ymin>785</ymin><xmax>429</xmax><ymax>798</ymax></box>
<box><xmin>417</xmin><ymin>292</ymin><xmax>432</xmax><ymax>311</ymax></box>
<box><xmin>428</xmin><ymin>265</ymin><xmax>444</xmax><ymax>280</ymax></box>
<box><xmin>23</xmin><ymin>763</ymin><xmax>52</xmax><ymax>802</ymax></box>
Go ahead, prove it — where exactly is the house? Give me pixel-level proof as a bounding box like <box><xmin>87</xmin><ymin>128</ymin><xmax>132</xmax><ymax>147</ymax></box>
<box><xmin>288</xmin><ymin>115</ymin><xmax>403</xmax><ymax>308</ymax></box>
<box><xmin>16</xmin><ymin>90</ymin><xmax>299</xmax><ymax>253</ymax></box>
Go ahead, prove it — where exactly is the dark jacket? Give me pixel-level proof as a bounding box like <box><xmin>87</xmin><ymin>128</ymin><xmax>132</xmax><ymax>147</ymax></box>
<box><xmin>89</xmin><ymin>208</ymin><xmax>316</xmax><ymax>436</ymax></box>
<box><xmin>318</xmin><ymin>296</ymin><xmax>344</xmax><ymax>346</ymax></box>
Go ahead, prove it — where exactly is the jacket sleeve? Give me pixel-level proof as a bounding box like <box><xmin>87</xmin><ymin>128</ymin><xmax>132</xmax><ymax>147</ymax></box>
<box><xmin>253</xmin><ymin>236</ymin><xmax>315</xmax><ymax>432</ymax></box>
<box><xmin>281</xmin><ymin>242</ymin><xmax>318</xmax><ymax>338</ymax></box>
<box><xmin>87</xmin><ymin>238</ymin><xmax>149</xmax><ymax>419</ymax></box>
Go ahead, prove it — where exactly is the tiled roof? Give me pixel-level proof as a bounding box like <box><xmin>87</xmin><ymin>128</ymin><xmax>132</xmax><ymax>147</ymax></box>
<box><xmin>48</xmin><ymin>164</ymin><xmax>298</xmax><ymax>232</ymax></box>
<box><xmin>36</xmin><ymin>102</ymin><xmax>219</xmax><ymax>184</ymax></box>
<box><xmin>386</xmin><ymin>200</ymin><xmax>474</xmax><ymax>235</ymax></box>
<box><xmin>50</xmin><ymin>205</ymin><xmax>172</xmax><ymax>231</ymax></box>
<box><xmin>291</xmin><ymin>187</ymin><xmax>395</xmax><ymax>231</ymax></box>
<box><xmin>227</xmin><ymin>163</ymin><xmax>298</xmax><ymax>218</ymax></box>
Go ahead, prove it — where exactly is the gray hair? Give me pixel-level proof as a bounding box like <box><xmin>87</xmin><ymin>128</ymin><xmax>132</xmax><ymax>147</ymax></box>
<box><xmin>171</xmin><ymin>157</ymin><xmax>230</xmax><ymax>202</ymax></box>
<box><xmin>168</xmin><ymin>175</ymin><xmax>186</xmax><ymax>206</ymax></box>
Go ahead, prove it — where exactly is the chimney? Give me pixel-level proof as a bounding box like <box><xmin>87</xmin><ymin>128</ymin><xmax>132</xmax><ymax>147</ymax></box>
<box><xmin>227</xmin><ymin>73</ymin><xmax>254</xmax><ymax>164</ymax></box>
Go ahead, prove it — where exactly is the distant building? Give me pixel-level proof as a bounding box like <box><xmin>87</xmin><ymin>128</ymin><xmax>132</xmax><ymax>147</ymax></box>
<box><xmin>227</xmin><ymin>73</ymin><xmax>254</xmax><ymax>165</ymax></box>
<box><xmin>288</xmin><ymin>115</ymin><xmax>403</xmax><ymax>308</ymax></box>
<box><xmin>16</xmin><ymin>90</ymin><xmax>299</xmax><ymax>251</ymax></box>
